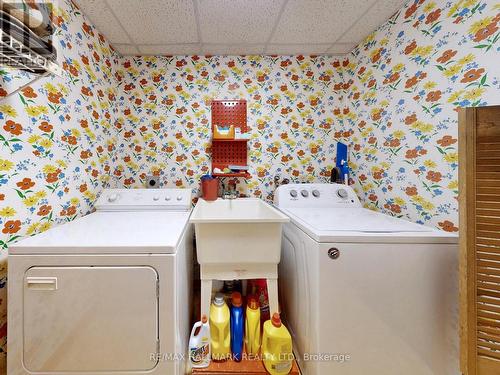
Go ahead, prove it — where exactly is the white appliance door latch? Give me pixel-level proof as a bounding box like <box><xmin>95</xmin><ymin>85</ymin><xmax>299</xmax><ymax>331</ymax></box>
<box><xmin>26</xmin><ymin>276</ymin><xmax>58</xmax><ymax>290</ymax></box>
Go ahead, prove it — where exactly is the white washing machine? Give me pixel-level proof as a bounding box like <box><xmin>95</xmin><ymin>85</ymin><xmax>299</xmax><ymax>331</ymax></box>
<box><xmin>8</xmin><ymin>188</ymin><xmax>193</xmax><ymax>375</ymax></box>
<box><xmin>274</xmin><ymin>183</ymin><xmax>459</xmax><ymax>375</ymax></box>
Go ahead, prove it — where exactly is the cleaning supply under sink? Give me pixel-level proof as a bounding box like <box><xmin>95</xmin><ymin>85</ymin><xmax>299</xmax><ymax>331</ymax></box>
<box><xmin>230</xmin><ymin>292</ymin><xmax>244</xmax><ymax>362</ymax></box>
<box><xmin>223</xmin><ymin>280</ymin><xmax>242</xmax><ymax>300</ymax></box>
<box><xmin>210</xmin><ymin>293</ymin><xmax>231</xmax><ymax>360</ymax></box>
<box><xmin>189</xmin><ymin>315</ymin><xmax>211</xmax><ymax>368</ymax></box>
<box><xmin>245</xmin><ymin>295</ymin><xmax>261</xmax><ymax>356</ymax></box>
<box><xmin>248</xmin><ymin>279</ymin><xmax>270</xmax><ymax>323</ymax></box>
<box><xmin>262</xmin><ymin>313</ymin><xmax>293</xmax><ymax>375</ymax></box>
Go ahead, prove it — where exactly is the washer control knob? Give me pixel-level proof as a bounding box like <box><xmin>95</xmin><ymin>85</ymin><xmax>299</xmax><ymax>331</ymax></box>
<box><xmin>177</xmin><ymin>195</ymin><xmax>183</xmax><ymax>201</ymax></box>
<box><xmin>108</xmin><ymin>193</ymin><xmax>118</xmax><ymax>202</ymax></box>
<box><xmin>328</xmin><ymin>248</ymin><xmax>340</xmax><ymax>260</ymax></box>
<box><xmin>153</xmin><ymin>195</ymin><xmax>160</xmax><ymax>201</ymax></box>
<box><xmin>165</xmin><ymin>196</ymin><xmax>171</xmax><ymax>201</ymax></box>
<box><xmin>290</xmin><ymin>190</ymin><xmax>298</xmax><ymax>198</ymax></box>
<box><xmin>312</xmin><ymin>190</ymin><xmax>320</xmax><ymax>198</ymax></box>
<box><xmin>337</xmin><ymin>189</ymin><xmax>348</xmax><ymax>199</ymax></box>
<box><xmin>301</xmin><ymin>190</ymin><xmax>309</xmax><ymax>198</ymax></box>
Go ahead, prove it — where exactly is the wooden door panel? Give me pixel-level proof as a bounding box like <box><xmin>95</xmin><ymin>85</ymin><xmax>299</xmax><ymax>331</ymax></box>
<box><xmin>460</xmin><ymin>106</ymin><xmax>500</xmax><ymax>375</ymax></box>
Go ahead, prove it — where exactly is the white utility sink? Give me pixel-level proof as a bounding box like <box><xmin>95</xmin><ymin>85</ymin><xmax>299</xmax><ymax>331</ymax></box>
<box><xmin>190</xmin><ymin>197</ymin><xmax>290</xmax><ymax>317</ymax></box>
<box><xmin>190</xmin><ymin>197</ymin><xmax>288</xmax><ymax>223</ymax></box>
<box><xmin>190</xmin><ymin>198</ymin><xmax>289</xmax><ymax>266</ymax></box>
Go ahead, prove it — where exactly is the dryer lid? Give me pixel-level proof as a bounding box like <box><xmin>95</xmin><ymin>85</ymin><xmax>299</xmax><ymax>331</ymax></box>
<box><xmin>9</xmin><ymin>211</ymin><xmax>191</xmax><ymax>254</ymax></box>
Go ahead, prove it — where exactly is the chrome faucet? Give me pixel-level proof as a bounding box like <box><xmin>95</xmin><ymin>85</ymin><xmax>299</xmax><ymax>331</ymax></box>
<box><xmin>222</xmin><ymin>182</ymin><xmax>238</xmax><ymax>199</ymax></box>
<box><xmin>273</xmin><ymin>174</ymin><xmax>290</xmax><ymax>189</ymax></box>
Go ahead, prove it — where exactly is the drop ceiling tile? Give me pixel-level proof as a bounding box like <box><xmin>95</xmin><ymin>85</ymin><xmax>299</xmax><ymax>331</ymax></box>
<box><xmin>114</xmin><ymin>44</ymin><xmax>140</xmax><ymax>55</ymax></box>
<box><xmin>197</xmin><ymin>0</ymin><xmax>285</xmax><ymax>44</ymax></box>
<box><xmin>138</xmin><ymin>44</ymin><xmax>202</xmax><ymax>55</ymax></box>
<box><xmin>202</xmin><ymin>44</ymin><xmax>265</xmax><ymax>55</ymax></box>
<box><xmin>270</xmin><ymin>0</ymin><xmax>377</xmax><ymax>44</ymax></box>
<box><xmin>74</xmin><ymin>0</ymin><xmax>132</xmax><ymax>44</ymax></box>
<box><xmin>106</xmin><ymin>0</ymin><xmax>198</xmax><ymax>44</ymax></box>
<box><xmin>338</xmin><ymin>0</ymin><xmax>407</xmax><ymax>43</ymax></box>
<box><xmin>326</xmin><ymin>43</ymin><xmax>356</xmax><ymax>54</ymax></box>
<box><xmin>265</xmin><ymin>44</ymin><xmax>331</xmax><ymax>55</ymax></box>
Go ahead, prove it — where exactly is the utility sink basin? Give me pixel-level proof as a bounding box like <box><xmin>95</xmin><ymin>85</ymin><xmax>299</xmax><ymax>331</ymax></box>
<box><xmin>190</xmin><ymin>198</ymin><xmax>289</xmax><ymax>266</ymax></box>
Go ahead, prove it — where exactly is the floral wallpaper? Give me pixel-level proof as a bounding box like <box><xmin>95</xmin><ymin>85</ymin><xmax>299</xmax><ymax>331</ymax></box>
<box><xmin>0</xmin><ymin>0</ymin><xmax>499</xmax><ymax>371</ymax></box>
<box><xmin>341</xmin><ymin>0</ymin><xmax>500</xmax><ymax>231</ymax></box>
<box><xmin>114</xmin><ymin>55</ymin><xmax>345</xmax><ymax>200</ymax></box>
<box><xmin>0</xmin><ymin>0</ymin><xmax>121</xmax><ymax>368</ymax></box>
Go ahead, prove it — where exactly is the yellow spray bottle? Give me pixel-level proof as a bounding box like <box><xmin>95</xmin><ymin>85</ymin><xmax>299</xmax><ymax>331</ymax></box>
<box><xmin>245</xmin><ymin>295</ymin><xmax>261</xmax><ymax>356</ymax></box>
<box><xmin>262</xmin><ymin>313</ymin><xmax>293</xmax><ymax>375</ymax></box>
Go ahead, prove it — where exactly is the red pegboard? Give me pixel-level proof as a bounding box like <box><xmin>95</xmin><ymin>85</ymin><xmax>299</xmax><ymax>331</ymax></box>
<box><xmin>212</xmin><ymin>141</ymin><xmax>247</xmax><ymax>167</ymax></box>
<box><xmin>210</xmin><ymin>100</ymin><xmax>250</xmax><ymax>178</ymax></box>
<box><xmin>211</xmin><ymin>100</ymin><xmax>248</xmax><ymax>133</ymax></box>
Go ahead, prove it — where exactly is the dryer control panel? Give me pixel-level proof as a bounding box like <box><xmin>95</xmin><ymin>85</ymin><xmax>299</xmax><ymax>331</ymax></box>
<box><xmin>95</xmin><ymin>188</ymin><xmax>192</xmax><ymax>211</ymax></box>
<box><xmin>273</xmin><ymin>183</ymin><xmax>361</xmax><ymax>208</ymax></box>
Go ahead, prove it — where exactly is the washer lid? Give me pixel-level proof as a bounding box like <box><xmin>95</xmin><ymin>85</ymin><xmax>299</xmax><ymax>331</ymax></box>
<box><xmin>280</xmin><ymin>207</ymin><xmax>458</xmax><ymax>243</ymax></box>
<box><xmin>284</xmin><ymin>207</ymin><xmax>433</xmax><ymax>233</ymax></box>
<box><xmin>9</xmin><ymin>211</ymin><xmax>191</xmax><ymax>255</ymax></box>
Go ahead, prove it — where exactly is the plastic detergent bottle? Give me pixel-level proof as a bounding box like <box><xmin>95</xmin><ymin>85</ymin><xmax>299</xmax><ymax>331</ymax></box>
<box><xmin>247</xmin><ymin>279</ymin><xmax>270</xmax><ymax>323</ymax></box>
<box><xmin>230</xmin><ymin>292</ymin><xmax>244</xmax><ymax>362</ymax></box>
<box><xmin>262</xmin><ymin>313</ymin><xmax>293</xmax><ymax>375</ymax></box>
<box><xmin>188</xmin><ymin>315</ymin><xmax>211</xmax><ymax>368</ymax></box>
<box><xmin>245</xmin><ymin>295</ymin><xmax>261</xmax><ymax>356</ymax></box>
<box><xmin>209</xmin><ymin>293</ymin><xmax>231</xmax><ymax>360</ymax></box>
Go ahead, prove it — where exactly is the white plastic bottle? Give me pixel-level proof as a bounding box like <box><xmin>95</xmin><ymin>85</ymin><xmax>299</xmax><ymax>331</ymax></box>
<box><xmin>189</xmin><ymin>315</ymin><xmax>211</xmax><ymax>368</ymax></box>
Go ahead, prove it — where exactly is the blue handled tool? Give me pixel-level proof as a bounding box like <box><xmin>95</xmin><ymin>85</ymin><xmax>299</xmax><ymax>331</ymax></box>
<box><xmin>335</xmin><ymin>142</ymin><xmax>349</xmax><ymax>185</ymax></box>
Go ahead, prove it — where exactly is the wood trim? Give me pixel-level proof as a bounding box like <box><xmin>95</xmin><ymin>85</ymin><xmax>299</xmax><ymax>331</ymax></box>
<box><xmin>459</xmin><ymin>107</ymin><xmax>477</xmax><ymax>375</ymax></box>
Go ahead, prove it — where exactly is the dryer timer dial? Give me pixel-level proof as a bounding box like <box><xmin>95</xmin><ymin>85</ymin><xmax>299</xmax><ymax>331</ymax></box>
<box><xmin>108</xmin><ymin>193</ymin><xmax>118</xmax><ymax>202</ymax></box>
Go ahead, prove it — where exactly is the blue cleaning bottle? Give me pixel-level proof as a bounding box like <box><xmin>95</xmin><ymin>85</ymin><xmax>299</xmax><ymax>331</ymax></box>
<box><xmin>230</xmin><ymin>291</ymin><xmax>244</xmax><ymax>362</ymax></box>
